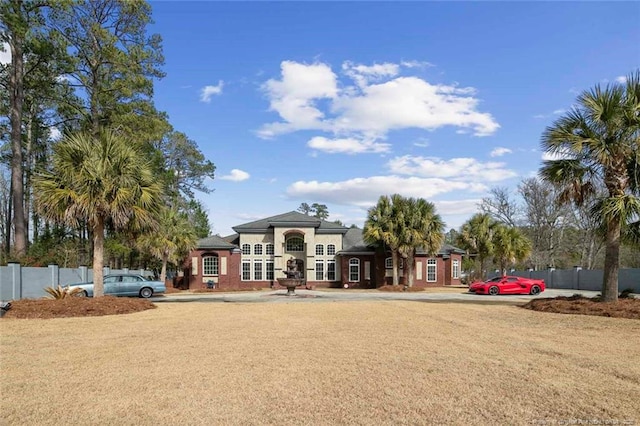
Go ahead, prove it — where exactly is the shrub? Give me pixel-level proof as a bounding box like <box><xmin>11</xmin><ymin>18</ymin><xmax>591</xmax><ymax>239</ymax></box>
<box><xmin>620</xmin><ymin>288</ymin><xmax>635</xmax><ymax>299</ymax></box>
<box><xmin>44</xmin><ymin>286</ymin><xmax>84</xmax><ymax>299</ymax></box>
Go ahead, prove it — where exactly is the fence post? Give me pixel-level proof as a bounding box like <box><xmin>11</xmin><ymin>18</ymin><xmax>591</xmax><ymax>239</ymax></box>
<box><xmin>48</xmin><ymin>264</ymin><xmax>60</xmax><ymax>288</ymax></box>
<box><xmin>80</xmin><ymin>266</ymin><xmax>88</xmax><ymax>282</ymax></box>
<box><xmin>103</xmin><ymin>266</ymin><xmax>110</xmax><ymax>276</ymax></box>
<box><xmin>548</xmin><ymin>268</ymin><xmax>555</xmax><ymax>288</ymax></box>
<box><xmin>574</xmin><ymin>266</ymin><xmax>582</xmax><ymax>290</ymax></box>
<box><xmin>8</xmin><ymin>262</ymin><xmax>22</xmax><ymax>300</ymax></box>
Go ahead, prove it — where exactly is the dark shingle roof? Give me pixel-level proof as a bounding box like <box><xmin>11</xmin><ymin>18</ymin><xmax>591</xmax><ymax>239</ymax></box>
<box><xmin>197</xmin><ymin>235</ymin><xmax>238</xmax><ymax>250</ymax></box>
<box><xmin>340</xmin><ymin>228</ymin><xmax>465</xmax><ymax>255</ymax></box>
<box><xmin>340</xmin><ymin>227</ymin><xmax>373</xmax><ymax>253</ymax></box>
<box><xmin>232</xmin><ymin>211</ymin><xmax>348</xmax><ymax>234</ymax></box>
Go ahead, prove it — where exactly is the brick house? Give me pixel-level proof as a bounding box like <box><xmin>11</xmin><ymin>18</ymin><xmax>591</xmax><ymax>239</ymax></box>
<box><xmin>180</xmin><ymin>211</ymin><xmax>464</xmax><ymax>290</ymax></box>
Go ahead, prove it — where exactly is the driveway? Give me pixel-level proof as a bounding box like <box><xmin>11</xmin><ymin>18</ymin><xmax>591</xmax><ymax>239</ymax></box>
<box><xmin>152</xmin><ymin>288</ymin><xmax>600</xmax><ymax>304</ymax></box>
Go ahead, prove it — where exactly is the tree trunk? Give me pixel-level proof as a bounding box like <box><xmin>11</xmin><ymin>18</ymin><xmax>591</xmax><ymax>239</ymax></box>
<box><xmin>92</xmin><ymin>217</ymin><xmax>105</xmax><ymax>297</ymax></box>
<box><xmin>160</xmin><ymin>253</ymin><xmax>168</xmax><ymax>284</ymax></box>
<box><xmin>9</xmin><ymin>23</ymin><xmax>27</xmax><ymax>257</ymax></box>
<box><xmin>602</xmin><ymin>217</ymin><xmax>620</xmax><ymax>302</ymax></box>
<box><xmin>405</xmin><ymin>253</ymin><xmax>415</xmax><ymax>287</ymax></box>
<box><xmin>391</xmin><ymin>250</ymin><xmax>399</xmax><ymax>286</ymax></box>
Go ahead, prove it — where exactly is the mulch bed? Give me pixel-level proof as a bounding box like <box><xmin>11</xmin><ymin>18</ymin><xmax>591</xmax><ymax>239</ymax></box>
<box><xmin>1</xmin><ymin>296</ymin><xmax>156</xmax><ymax>319</ymax></box>
<box><xmin>522</xmin><ymin>295</ymin><xmax>640</xmax><ymax>319</ymax></box>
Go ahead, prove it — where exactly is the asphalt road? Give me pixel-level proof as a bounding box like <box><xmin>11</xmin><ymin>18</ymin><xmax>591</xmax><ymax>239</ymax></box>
<box><xmin>151</xmin><ymin>288</ymin><xmax>601</xmax><ymax>304</ymax></box>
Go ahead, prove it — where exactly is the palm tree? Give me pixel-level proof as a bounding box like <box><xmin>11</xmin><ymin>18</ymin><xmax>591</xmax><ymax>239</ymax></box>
<box><xmin>32</xmin><ymin>130</ymin><xmax>163</xmax><ymax>297</ymax></box>
<box><xmin>457</xmin><ymin>213</ymin><xmax>495</xmax><ymax>280</ymax></box>
<box><xmin>137</xmin><ymin>207</ymin><xmax>197</xmax><ymax>283</ymax></box>
<box><xmin>491</xmin><ymin>224</ymin><xmax>531</xmax><ymax>275</ymax></box>
<box><xmin>397</xmin><ymin>198</ymin><xmax>445</xmax><ymax>287</ymax></box>
<box><xmin>540</xmin><ymin>71</ymin><xmax>640</xmax><ymax>302</ymax></box>
<box><xmin>364</xmin><ymin>195</ymin><xmax>401</xmax><ymax>285</ymax></box>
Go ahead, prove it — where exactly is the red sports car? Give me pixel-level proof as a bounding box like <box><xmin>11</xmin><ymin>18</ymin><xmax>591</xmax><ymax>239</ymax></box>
<box><xmin>469</xmin><ymin>276</ymin><xmax>545</xmax><ymax>295</ymax></box>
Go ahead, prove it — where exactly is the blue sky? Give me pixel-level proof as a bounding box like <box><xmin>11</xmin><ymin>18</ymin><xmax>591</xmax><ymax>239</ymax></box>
<box><xmin>147</xmin><ymin>1</ymin><xmax>640</xmax><ymax>236</ymax></box>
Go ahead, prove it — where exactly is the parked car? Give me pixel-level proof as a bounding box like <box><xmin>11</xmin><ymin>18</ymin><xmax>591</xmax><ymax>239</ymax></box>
<box><xmin>68</xmin><ymin>274</ymin><xmax>165</xmax><ymax>298</ymax></box>
<box><xmin>469</xmin><ymin>276</ymin><xmax>545</xmax><ymax>295</ymax></box>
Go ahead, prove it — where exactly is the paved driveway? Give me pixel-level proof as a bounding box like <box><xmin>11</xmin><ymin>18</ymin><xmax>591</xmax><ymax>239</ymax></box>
<box><xmin>152</xmin><ymin>288</ymin><xmax>600</xmax><ymax>304</ymax></box>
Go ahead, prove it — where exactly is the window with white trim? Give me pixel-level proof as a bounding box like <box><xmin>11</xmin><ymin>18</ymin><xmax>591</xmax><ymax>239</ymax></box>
<box><xmin>452</xmin><ymin>259</ymin><xmax>460</xmax><ymax>279</ymax></box>
<box><xmin>315</xmin><ymin>244</ymin><xmax>324</xmax><ymax>256</ymax></box>
<box><xmin>203</xmin><ymin>255</ymin><xmax>219</xmax><ymax>275</ymax></box>
<box><xmin>266</xmin><ymin>244</ymin><xmax>274</xmax><ymax>255</ymax></box>
<box><xmin>254</xmin><ymin>244</ymin><xmax>263</xmax><ymax>255</ymax></box>
<box><xmin>349</xmin><ymin>258</ymin><xmax>360</xmax><ymax>282</ymax></box>
<box><xmin>242</xmin><ymin>261</ymin><xmax>251</xmax><ymax>281</ymax></box>
<box><xmin>385</xmin><ymin>257</ymin><xmax>402</xmax><ymax>269</ymax></box>
<box><xmin>242</xmin><ymin>244</ymin><xmax>251</xmax><ymax>255</ymax></box>
<box><xmin>327</xmin><ymin>244</ymin><xmax>336</xmax><ymax>255</ymax></box>
<box><xmin>286</xmin><ymin>236</ymin><xmax>304</xmax><ymax>252</ymax></box>
<box><xmin>327</xmin><ymin>260</ymin><xmax>336</xmax><ymax>281</ymax></box>
<box><xmin>315</xmin><ymin>261</ymin><xmax>324</xmax><ymax>280</ymax></box>
<box><xmin>254</xmin><ymin>261</ymin><xmax>263</xmax><ymax>280</ymax></box>
<box><xmin>266</xmin><ymin>260</ymin><xmax>274</xmax><ymax>280</ymax></box>
<box><xmin>427</xmin><ymin>259</ymin><xmax>437</xmax><ymax>282</ymax></box>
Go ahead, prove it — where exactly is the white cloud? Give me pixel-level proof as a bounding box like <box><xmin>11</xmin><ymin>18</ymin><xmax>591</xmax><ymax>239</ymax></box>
<box><xmin>200</xmin><ymin>81</ymin><xmax>224</xmax><ymax>102</ymax></box>
<box><xmin>342</xmin><ymin>61</ymin><xmax>400</xmax><ymax>88</ymax></box>
<box><xmin>286</xmin><ymin>176</ymin><xmax>487</xmax><ymax>207</ymax></box>
<box><xmin>386</xmin><ymin>155</ymin><xmax>517</xmax><ymax>182</ymax></box>
<box><xmin>552</xmin><ymin>109</ymin><xmax>566</xmax><ymax>115</ymax></box>
<box><xmin>490</xmin><ymin>147</ymin><xmax>512</xmax><ymax>157</ymax></box>
<box><xmin>258</xmin><ymin>60</ymin><xmax>500</xmax><ymax>140</ymax></box>
<box><xmin>332</xmin><ymin>76</ymin><xmax>498</xmax><ymax>138</ymax></box>
<box><xmin>615</xmin><ymin>76</ymin><xmax>627</xmax><ymax>84</ymax></box>
<box><xmin>400</xmin><ymin>60</ymin><xmax>434</xmax><ymax>69</ymax></box>
<box><xmin>220</xmin><ymin>169</ymin><xmax>250</xmax><ymax>182</ymax></box>
<box><xmin>307</xmin><ymin>136</ymin><xmax>390</xmax><ymax>154</ymax></box>
<box><xmin>541</xmin><ymin>149</ymin><xmax>575</xmax><ymax>162</ymax></box>
<box><xmin>0</xmin><ymin>42</ymin><xmax>10</xmax><ymax>65</ymax></box>
<box><xmin>49</xmin><ymin>127</ymin><xmax>62</xmax><ymax>141</ymax></box>
<box><xmin>434</xmin><ymin>199</ymin><xmax>482</xmax><ymax>216</ymax></box>
<box><xmin>259</xmin><ymin>61</ymin><xmax>338</xmax><ymax>138</ymax></box>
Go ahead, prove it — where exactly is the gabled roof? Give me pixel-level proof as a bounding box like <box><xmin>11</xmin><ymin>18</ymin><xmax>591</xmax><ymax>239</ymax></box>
<box><xmin>232</xmin><ymin>211</ymin><xmax>348</xmax><ymax>234</ymax></box>
<box><xmin>196</xmin><ymin>235</ymin><xmax>238</xmax><ymax>250</ymax></box>
<box><xmin>340</xmin><ymin>227</ymin><xmax>373</xmax><ymax>254</ymax></box>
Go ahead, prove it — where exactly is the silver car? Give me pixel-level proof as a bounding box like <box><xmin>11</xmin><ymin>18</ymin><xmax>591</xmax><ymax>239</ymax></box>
<box><xmin>68</xmin><ymin>274</ymin><xmax>165</xmax><ymax>298</ymax></box>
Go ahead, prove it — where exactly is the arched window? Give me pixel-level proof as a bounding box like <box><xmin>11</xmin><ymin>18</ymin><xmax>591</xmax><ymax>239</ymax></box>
<box><xmin>349</xmin><ymin>258</ymin><xmax>360</xmax><ymax>282</ymax></box>
<box><xmin>286</xmin><ymin>236</ymin><xmax>304</xmax><ymax>252</ymax></box>
<box><xmin>242</xmin><ymin>244</ymin><xmax>251</xmax><ymax>255</ymax></box>
<box><xmin>327</xmin><ymin>244</ymin><xmax>336</xmax><ymax>255</ymax></box>
<box><xmin>254</xmin><ymin>244</ymin><xmax>263</xmax><ymax>255</ymax></box>
<box><xmin>315</xmin><ymin>244</ymin><xmax>324</xmax><ymax>256</ymax></box>
<box><xmin>203</xmin><ymin>255</ymin><xmax>219</xmax><ymax>275</ymax></box>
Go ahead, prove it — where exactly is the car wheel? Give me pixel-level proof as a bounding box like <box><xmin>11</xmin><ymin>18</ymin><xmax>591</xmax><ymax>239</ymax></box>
<box><xmin>75</xmin><ymin>290</ymin><xmax>88</xmax><ymax>297</ymax></box>
<box><xmin>139</xmin><ymin>287</ymin><xmax>153</xmax><ymax>298</ymax></box>
<box><xmin>530</xmin><ymin>285</ymin><xmax>541</xmax><ymax>295</ymax></box>
<box><xmin>488</xmin><ymin>286</ymin><xmax>499</xmax><ymax>295</ymax></box>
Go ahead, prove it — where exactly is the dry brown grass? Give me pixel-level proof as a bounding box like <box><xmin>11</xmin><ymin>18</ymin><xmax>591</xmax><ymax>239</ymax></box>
<box><xmin>1</xmin><ymin>302</ymin><xmax>639</xmax><ymax>425</ymax></box>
